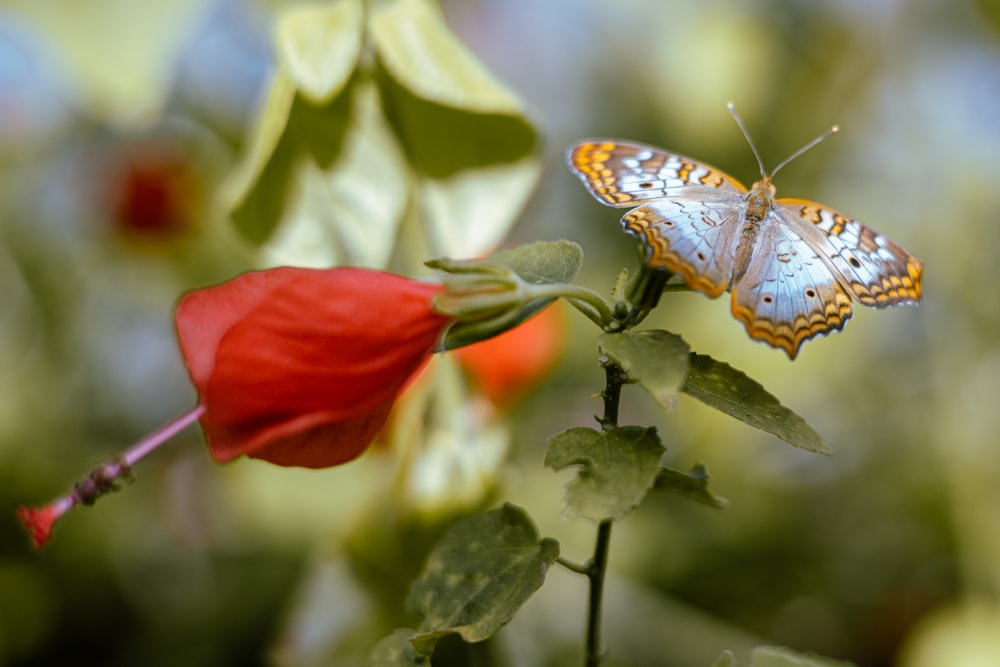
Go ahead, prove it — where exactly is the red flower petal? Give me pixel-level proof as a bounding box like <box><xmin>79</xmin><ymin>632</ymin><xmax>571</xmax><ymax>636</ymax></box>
<box><xmin>176</xmin><ymin>267</ymin><xmax>451</xmax><ymax>468</ymax></box>
<box><xmin>176</xmin><ymin>268</ymin><xmax>295</xmax><ymax>389</ymax></box>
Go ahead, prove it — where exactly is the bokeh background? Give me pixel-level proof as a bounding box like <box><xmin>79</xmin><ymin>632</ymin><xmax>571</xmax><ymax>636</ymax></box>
<box><xmin>1</xmin><ymin>0</ymin><xmax>999</xmax><ymax>666</ymax></box>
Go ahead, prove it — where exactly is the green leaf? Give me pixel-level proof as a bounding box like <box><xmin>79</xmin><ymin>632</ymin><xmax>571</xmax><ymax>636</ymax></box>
<box><xmin>376</xmin><ymin>75</ymin><xmax>539</xmax><ymax>258</ymax></box>
<box><xmin>488</xmin><ymin>240</ymin><xmax>583</xmax><ymax>285</ymax></box>
<box><xmin>545</xmin><ymin>426</ymin><xmax>665</xmax><ymax>521</ymax></box>
<box><xmin>228</xmin><ymin>0</ymin><xmax>538</xmax><ymax>264</ymax></box>
<box><xmin>227</xmin><ymin>72</ymin><xmax>410</xmax><ymax>267</ymax></box>
<box><xmin>264</xmin><ymin>77</ymin><xmax>410</xmax><ymax>268</ymax></box>
<box><xmin>369</xmin><ymin>629</ymin><xmax>429</xmax><ymax>666</ymax></box>
<box><xmin>682</xmin><ymin>353</ymin><xmax>830</xmax><ymax>455</ymax></box>
<box><xmin>370</xmin><ymin>0</ymin><xmax>539</xmax><ymax>258</ymax></box>
<box><xmin>428</xmin><ymin>240</ymin><xmax>582</xmax><ymax>285</ymax></box>
<box><xmin>221</xmin><ymin>69</ymin><xmax>297</xmax><ymax>239</ymax></box>
<box><xmin>711</xmin><ymin>650</ymin><xmax>738</xmax><ymax>667</ymax></box>
<box><xmin>368</xmin><ymin>0</ymin><xmax>525</xmax><ymax>114</ymax></box>
<box><xmin>750</xmin><ymin>645</ymin><xmax>858</xmax><ymax>667</ymax></box>
<box><xmin>406</xmin><ymin>504</ymin><xmax>559</xmax><ymax>655</ymax></box>
<box><xmin>654</xmin><ymin>463</ymin><xmax>728</xmax><ymax>509</ymax></box>
<box><xmin>276</xmin><ymin>0</ymin><xmax>364</xmax><ymax>104</ymax></box>
<box><xmin>708</xmin><ymin>646</ymin><xmax>858</xmax><ymax>667</ymax></box>
<box><xmin>599</xmin><ymin>330</ymin><xmax>690</xmax><ymax>410</ymax></box>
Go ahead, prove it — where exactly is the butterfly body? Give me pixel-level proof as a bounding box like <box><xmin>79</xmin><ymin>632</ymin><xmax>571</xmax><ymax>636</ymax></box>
<box><xmin>568</xmin><ymin>139</ymin><xmax>922</xmax><ymax>359</ymax></box>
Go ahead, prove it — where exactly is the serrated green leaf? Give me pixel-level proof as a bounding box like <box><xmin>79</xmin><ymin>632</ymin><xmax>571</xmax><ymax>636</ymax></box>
<box><xmin>368</xmin><ymin>0</ymin><xmax>525</xmax><ymax>114</ymax></box>
<box><xmin>599</xmin><ymin>330</ymin><xmax>690</xmax><ymax>410</ymax></box>
<box><xmin>545</xmin><ymin>426</ymin><xmax>665</xmax><ymax>521</ymax></box>
<box><xmin>406</xmin><ymin>504</ymin><xmax>559</xmax><ymax>655</ymax></box>
<box><xmin>711</xmin><ymin>650</ymin><xmax>738</xmax><ymax>667</ymax></box>
<box><xmin>488</xmin><ymin>240</ymin><xmax>583</xmax><ymax>285</ymax></box>
<box><xmin>277</xmin><ymin>0</ymin><xmax>363</xmax><ymax>104</ymax></box>
<box><xmin>682</xmin><ymin>353</ymin><xmax>830</xmax><ymax>455</ymax></box>
<box><xmin>654</xmin><ymin>463</ymin><xmax>727</xmax><ymax>509</ymax></box>
<box><xmin>751</xmin><ymin>645</ymin><xmax>858</xmax><ymax>667</ymax></box>
<box><xmin>369</xmin><ymin>629</ymin><xmax>430</xmax><ymax>666</ymax></box>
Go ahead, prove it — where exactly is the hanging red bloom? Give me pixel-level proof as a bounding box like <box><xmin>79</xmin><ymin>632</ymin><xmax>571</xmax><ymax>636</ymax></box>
<box><xmin>175</xmin><ymin>266</ymin><xmax>452</xmax><ymax>468</ymax></box>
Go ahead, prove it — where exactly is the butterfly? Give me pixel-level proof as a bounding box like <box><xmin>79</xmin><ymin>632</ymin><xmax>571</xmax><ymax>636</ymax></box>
<box><xmin>567</xmin><ymin>103</ymin><xmax>923</xmax><ymax>359</ymax></box>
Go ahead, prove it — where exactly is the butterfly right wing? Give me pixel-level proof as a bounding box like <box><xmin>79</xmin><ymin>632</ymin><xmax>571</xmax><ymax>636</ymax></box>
<box><xmin>777</xmin><ymin>198</ymin><xmax>923</xmax><ymax>308</ymax></box>
<box><xmin>568</xmin><ymin>140</ymin><xmax>747</xmax><ymax>208</ymax></box>
<box><xmin>623</xmin><ymin>197</ymin><xmax>743</xmax><ymax>298</ymax></box>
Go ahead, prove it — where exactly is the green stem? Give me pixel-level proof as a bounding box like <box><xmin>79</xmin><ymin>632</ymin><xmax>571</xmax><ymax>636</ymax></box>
<box><xmin>598</xmin><ymin>362</ymin><xmax>628</xmax><ymax>432</ymax></box>
<box><xmin>586</xmin><ymin>520</ymin><xmax>613</xmax><ymax>667</ymax></box>
<box><xmin>527</xmin><ymin>283</ymin><xmax>616</xmax><ymax>329</ymax></box>
<box><xmin>583</xmin><ymin>360</ymin><xmax>627</xmax><ymax>666</ymax></box>
<box><xmin>555</xmin><ymin>556</ymin><xmax>590</xmax><ymax>575</ymax></box>
<box><xmin>623</xmin><ymin>264</ymin><xmax>671</xmax><ymax>328</ymax></box>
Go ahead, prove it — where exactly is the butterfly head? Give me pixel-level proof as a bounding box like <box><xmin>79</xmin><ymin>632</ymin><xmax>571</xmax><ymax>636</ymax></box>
<box><xmin>744</xmin><ymin>177</ymin><xmax>777</xmax><ymax>222</ymax></box>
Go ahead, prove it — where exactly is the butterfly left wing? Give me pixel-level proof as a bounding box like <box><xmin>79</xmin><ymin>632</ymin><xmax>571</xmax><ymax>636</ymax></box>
<box><xmin>567</xmin><ymin>140</ymin><xmax>746</xmax><ymax>208</ymax></box>
<box><xmin>623</xmin><ymin>198</ymin><xmax>743</xmax><ymax>298</ymax></box>
<box><xmin>730</xmin><ymin>221</ymin><xmax>855</xmax><ymax>359</ymax></box>
<box><xmin>777</xmin><ymin>198</ymin><xmax>923</xmax><ymax>308</ymax></box>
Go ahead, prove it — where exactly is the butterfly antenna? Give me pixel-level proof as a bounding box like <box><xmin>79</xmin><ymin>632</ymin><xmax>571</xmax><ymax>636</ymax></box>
<box><xmin>727</xmin><ymin>101</ymin><xmax>840</xmax><ymax>180</ymax></box>
<box><xmin>770</xmin><ymin>124</ymin><xmax>839</xmax><ymax>179</ymax></box>
<box><xmin>727</xmin><ymin>102</ymin><xmax>767</xmax><ymax>180</ymax></box>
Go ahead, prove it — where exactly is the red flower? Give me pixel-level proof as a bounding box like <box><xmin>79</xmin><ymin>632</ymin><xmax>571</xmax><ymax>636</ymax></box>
<box><xmin>102</xmin><ymin>139</ymin><xmax>201</xmax><ymax>241</ymax></box>
<box><xmin>176</xmin><ymin>267</ymin><xmax>452</xmax><ymax>468</ymax></box>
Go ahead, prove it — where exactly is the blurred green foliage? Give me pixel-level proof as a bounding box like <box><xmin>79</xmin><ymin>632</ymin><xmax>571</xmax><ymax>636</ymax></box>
<box><xmin>1</xmin><ymin>0</ymin><xmax>998</xmax><ymax>666</ymax></box>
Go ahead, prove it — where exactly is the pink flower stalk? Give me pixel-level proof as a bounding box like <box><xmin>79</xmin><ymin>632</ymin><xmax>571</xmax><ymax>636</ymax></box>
<box><xmin>16</xmin><ymin>407</ymin><xmax>205</xmax><ymax>548</ymax></box>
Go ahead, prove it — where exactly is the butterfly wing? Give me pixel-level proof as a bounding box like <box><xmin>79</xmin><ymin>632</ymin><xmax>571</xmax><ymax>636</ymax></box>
<box><xmin>623</xmin><ymin>198</ymin><xmax>743</xmax><ymax>298</ymax></box>
<box><xmin>777</xmin><ymin>198</ymin><xmax>923</xmax><ymax>308</ymax></box>
<box><xmin>730</xmin><ymin>220</ymin><xmax>855</xmax><ymax>359</ymax></box>
<box><xmin>567</xmin><ymin>140</ymin><xmax>746</xmax><ymax>207</ymax></box>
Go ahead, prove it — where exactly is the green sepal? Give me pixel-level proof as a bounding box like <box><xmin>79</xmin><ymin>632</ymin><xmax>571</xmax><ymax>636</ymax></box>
<box><xmin>433</xmin><ymin>241</ymin><xmax>582</xmax><ymax>350</ymax></box>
